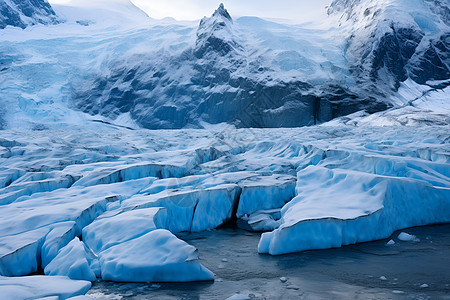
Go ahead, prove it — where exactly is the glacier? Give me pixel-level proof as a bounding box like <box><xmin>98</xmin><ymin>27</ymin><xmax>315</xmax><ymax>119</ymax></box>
<box><xmin>0</xmin><ymin>0</ymin><xmax>449</xmax><ymax>297</ymax></box>
<box><xmin>0</xmin><ymin>111</ymin><xmax>449</xmax><ymax>285</ymax></box>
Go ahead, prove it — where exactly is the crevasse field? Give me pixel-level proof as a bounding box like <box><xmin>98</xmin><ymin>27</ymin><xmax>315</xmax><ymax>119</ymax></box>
<box><xmin>0</xmin><ymin>0</ymin><xmax>450</xmax><ymax>299</ymax></box>
<box><xmin>1</xmin><ymin>113</ymin><xmax>450</xmax><ymax>297</ymax></box>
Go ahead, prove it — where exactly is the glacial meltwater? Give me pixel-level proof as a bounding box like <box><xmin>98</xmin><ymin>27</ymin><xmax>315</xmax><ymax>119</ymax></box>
<box><xmin>87</xmin><ymin>224</ymin><xmax>450</xmax><ymax>300</ymax></box>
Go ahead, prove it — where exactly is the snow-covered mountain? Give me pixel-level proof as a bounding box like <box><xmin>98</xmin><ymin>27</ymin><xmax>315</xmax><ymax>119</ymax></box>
<box><xmin>328</xmin><ymin>0</ymin><xmax>450</xmax><ymax>91</ymax></box>
<box><xmin>0</xmin><ymin>0</ymin><xmax>448</xmax><ymax>130</ymax></box>
<box><xmin>70</xmin><ymin>1</ymin><xmax>450</xmax><ymax>129</ymax></box>
<box><xmin>0</xmin><ymin>0</ymin><xmax>59</xmax><ymax>29</ymax></box>
<box><xmin>72</xmin><ymin>3</ymin><xmax>389</xmax><ymax>129</ymax></box>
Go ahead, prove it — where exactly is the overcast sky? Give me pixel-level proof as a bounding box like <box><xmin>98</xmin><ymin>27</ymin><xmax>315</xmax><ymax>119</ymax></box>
<box><xmin>50</xmin><ymin>0</ymin><xmax>332</xmax><ymax>23</ymax></box>
<box><xmin>131</xmin><ymin>0</ymin><xmax>331</xmax><ymax>23</ymax></box>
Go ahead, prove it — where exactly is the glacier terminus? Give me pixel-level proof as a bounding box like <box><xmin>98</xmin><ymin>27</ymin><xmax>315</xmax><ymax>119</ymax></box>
<box><xmin>0</xmin><ymin>0</ymin><xmax>449</xmax><ymax>299</ymax></box>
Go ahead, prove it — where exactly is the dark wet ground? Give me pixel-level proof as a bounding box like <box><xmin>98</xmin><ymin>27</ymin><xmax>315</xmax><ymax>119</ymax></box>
<box><xmin>87</xmin><ymin>224</ymin><xmax>450</xmax><ymax>299</ymax></box>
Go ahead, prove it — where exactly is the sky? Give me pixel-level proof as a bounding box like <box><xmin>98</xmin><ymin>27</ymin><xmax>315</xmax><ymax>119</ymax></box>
<box><xmin>132</xmin><ymin>0</ymin><xmax>331</xmax><ymax>23</ymax></box>
<box><xmin>49</xmin><ymin>0</ymin><xmax>331</xmax><ymax>24</ymax></box>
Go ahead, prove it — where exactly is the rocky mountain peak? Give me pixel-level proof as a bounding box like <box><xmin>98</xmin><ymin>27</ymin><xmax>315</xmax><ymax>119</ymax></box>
<box><xmin>212</xmin><ymin>3</ymin><xmax>232</xmax><ymax>22</ymax></box>
<box><xmin>194</xmin><ymin>3</ymin><xmax>241</xmax><ymax>58</ymax></box>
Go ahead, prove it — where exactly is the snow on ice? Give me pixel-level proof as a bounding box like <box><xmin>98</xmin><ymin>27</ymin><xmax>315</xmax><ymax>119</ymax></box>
<box><xmin>44</xmin><ymin>237</ymin><xmax>99</xmax><ymax>281</ymax></box>
<box><xmin>0</xmin><ymin>275</ymin><xmax>91</xmax><ymax>299</ymax></box>
<box><xmin>99</xmin><ymin>229</ymin><xmax>214</xmax><ymax>282</ymax></box>
<box><xmin>0</xmin><ymin>122</ymin><xmax>449</xmax><ymax>281</ymax></box>
<box><xmin>0</xmin><ymin>0</ymin><xmax>449</xmax><ymax>297</ymax></box>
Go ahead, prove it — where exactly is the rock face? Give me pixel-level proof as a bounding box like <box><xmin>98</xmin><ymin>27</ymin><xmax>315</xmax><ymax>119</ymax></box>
<box><xmin>73</xmin><ymin>3</ymin><xmax>389</xmax><ymax>129</ymax></box>
<box><xmin>0</xmin><ymin>0</ymin><xmax>59</xmax><ymax>29</ymax></box>
<box><xmin>409</xmin><ymin>32</ymin><xmax>450</xmax><ymax>86</ymax></box>
<box><xmin>328</xmin><ymin>0</ymin><xmax>450</xmax><ymax>90</ymax></box>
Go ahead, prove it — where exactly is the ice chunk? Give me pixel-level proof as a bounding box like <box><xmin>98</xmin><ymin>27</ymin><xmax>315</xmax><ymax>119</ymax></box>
<box><xmin>45</xmin><ymin>237</ymin><xmax>99</xmax><ymax>282</ymax></box>
<box><xmin>0</xmin><ymin>226</ymin><xmax>50</xmax><ymax>276</ymax></box>
<box><xmin>83</xmin><ymin>207</ymin><xmax>167</xmax><ymax>254</ymax></box>
<box><xmin>236</xmin><ymin>175</ymin><xmax>296</xmax><ymax>218</ymax></box>
<box><xmin>259</xmin><ymin>166</ymin><xmax>450</xmax><ymax>255</ymax></box>
<box><xmin>0</xmin><ymin>175</ymin><xmax>76</xmax><ymax>205</ymax></box>
<box><xmin>398</xmin><ymin>232</ymin><xmax>420</xmax><ymax>242</ymax></box>
<box><xmin>41</xmin><ymin>221</ymin><xmax>78</xmax><ymax>268</ymax></box>
<box><xmin>0</xmin><ymin>275</ymin><xmax>91</xmax><ymax>299</ymax></box>
<box><xmin>72</xmin><ymin>163</ymin><xmax>185</xmax><ymax>187</ymax></box>
<box><xmin>191</xmin><ymin>184</ymin><xmax>241</xmax><ymax>232</ymax></box>
<box><xmin>0</xmin><ymin>179</ymin><xmax>150</xmax><ymax>276</ymax></box>
<box><xmin>386</xmin><ymin>239</ymin><xmax>395</xmax><ymax>246</ymax></box>
<box><xmin>0</xmin><ymin>168</ymin><xmax>25</xmax><ymax>189</ymax></box>
<box><xmin>122</xmin><ymin>189</ymin><xmax>200</xmax><ymax>233</ymax></box>
<box><xmin>67</xmin><ymin>296</ymin><xmax>93</xmax><ymax>300</ymax></box>
<box><xmin>238</xmin><ymin>209</ymin><xmax>281</xmax><ymax>232</ymax></box>
<box><xmin>140</xmin><ymin>175</ymin><xmax>207</xmax><ymax>195</ymax></box>
<box><xmin>100</xmin><ymin>229</ymin><xmax>214</xmax><ymax>282</ymax></box>
<box><xmin>123</xmin><ymin>184</ymin><xmax>241</xmax><ymax>233</ymax></box>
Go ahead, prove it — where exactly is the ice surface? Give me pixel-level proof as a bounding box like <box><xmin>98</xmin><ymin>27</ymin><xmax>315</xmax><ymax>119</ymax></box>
<box><xmin>236</xmin><ymin>175</ymin><xmax>296</xmax><ymax>218</ymax></box>
<box><xmin>44</xmin><ymin>237</ymin><xmax>99</xmax><ymax>281</ymax></box>
<box><xmin>82</xmin><ymin>207</ymin><xmax>167</xmax><ymax>254</ymax></box>
<box><xmin>259</xmin><ymin>162</ymin><xmax>450</xmax><ymax>255</ymax></box>
<box><xmin>0</xmin><ymin>84</ymin><xmax>449</xmax><ymax>286</ymax></box>
<box><xmin>0</xmin><ymin>178</ymin><xmax>153</xmax><ymax>276</ymax></box>
<box><xmin>99</xmin><ymin>229</ymin><xmax>214</xmax><ymax>282</ymax></box>
<box><xmin>0</xmin><ymin>0</ymin><xmax>449</xmax><ymax>297</ymax></box>
<box><xmin>0</xmin><ymin>275</ymin><xmax>91</xmax><ymax>299</ymax></box>
<box><xmin>226</xmin><ymin>294</ymin><xmax>251</xmax><ymax>300</ymax></box>
<box><xmin>122</xmin><ymin>184</ymin><xmax>241</xmax><ymax>233</ymax></box>
<box><xmin>1</xmin><ymin>118</ymin><xmax>447</xmax><ymax>272</ymax></box>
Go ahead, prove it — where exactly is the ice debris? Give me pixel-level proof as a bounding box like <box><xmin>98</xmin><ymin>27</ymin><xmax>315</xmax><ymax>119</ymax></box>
<box><xmin>398</xmin><ymin>232</ymin><xmax>420</xmax><ymax>242</ymax></box>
